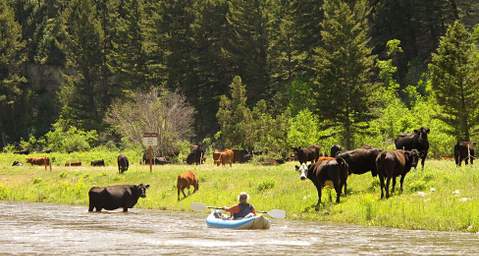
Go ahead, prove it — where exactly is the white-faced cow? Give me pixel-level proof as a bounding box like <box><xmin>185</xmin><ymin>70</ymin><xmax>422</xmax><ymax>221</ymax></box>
<box><xmin>294</xmin><ymin>157</ymin><xmax>348</xmax><ymax>210</ymax></box>
<box><xmin>88</xmin><ymin>184</ymin><xmax>150</xmax><ymax>212</ymax></box>
<box><xmin>394</xmin><ymin>127</ymin><xmax>430</xmax><ymax>170</ymax></box>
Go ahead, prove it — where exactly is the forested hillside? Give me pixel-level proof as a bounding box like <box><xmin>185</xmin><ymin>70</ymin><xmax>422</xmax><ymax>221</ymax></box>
<box><xmin>1</xmin><ymin>0</ymin><xmax>478</xmax><ymax>156</ymax></box>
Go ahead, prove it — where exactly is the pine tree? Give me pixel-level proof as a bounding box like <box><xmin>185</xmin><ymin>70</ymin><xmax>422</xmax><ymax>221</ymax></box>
<box><xmin>289</xmin><ymin>0</ymin><xmax>324</xmax><ymax>80</ymax></box>
<box><xmin>226</xmin><ymin>0</ymin><xmax>270</xmax><ymax>103</ymax></box>
<box><xmin>113</xmin><ymin>0</ymin><xmax>148</xmax><ymax>91</ymax></box>
<box><xmin>0</xmin><ymin>1</ymin><xmax>27</xmax><ymax>145</ymax></box>
<box><xmin>191</xmin><ymin>0</ymin><xmax>235</xmax><ymax>137</ymax></box>
<box><xmin>216</xmin><ymin>76</ymin><xmax>253</xmax><ymax>148</ymax></box>
<box><xmin>429</xmin><ymin>21</ymin><xmax>479</xmax><ymax>140</ymax></box>
<box><xmin>62</xmin><ymin>0</ymin><xmax>105</xmax><ymax>131</ymax></box>
<box><xmin>313</xmin><ymin>0</ymin><xmax>377</xmax><ymax>149</ymax></box>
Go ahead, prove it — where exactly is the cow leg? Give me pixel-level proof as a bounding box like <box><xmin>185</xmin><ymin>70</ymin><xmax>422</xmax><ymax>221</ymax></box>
<box><xmin>177</xmin><ymin>188</ymin><xmax>180</xmax><ymax>201</ymax></box>
<box><xmin>123</xmin><ymin>207</ymin><xmax>128</xmax><ymax>212</ymax></box>
<box><xmin>314</xmin><ymin>184</ymin><xmax>322</xmax><ymax>211</ymax></box>
<box><xmin>379</xmin><ymin>175</ymin><xmax>385</xmax><ymax>199</ymax></box>
<box><xmin>343</xmin><ymin>179</ymin><xmax>347</xmax><ymax>196</ymax></box>
<box><xmin>385</xmin><ymin>177</ymin><xmax>391</xmax><ymax>198</ymax></box>
<box><xmin>181</xmin><ymin>188</ymin><xmax>187</xmax><ymax>199</ymax></box>
<box><xmin>96</xmin><ymin>207</ymin><xmax>102</xmax><ymax>212</ymax></box>
<box><xmin>391</xmin><ymin>177</ymin><xmax>397</xmax><ymax>194</ymax></box>
<box><xmin>88</xmin><ymin>198</ymin><xmax>94</xmax><ymax>212</ymax></box>
<box><xmin>421</xmin><ymin>152</ymin><xmax>427</xmax><ymax>171</ymax></box>
<box><xmin>465</xmin><ymin>157</ymin><xmax>469</xmax><ymax>165</ymax></box>
<box><xmin>471</xmin><ymin>154</ymin><xmax>474</xmax><ymax>165</ymax></box>
<box><xmin>334</xmin><ymin>182</ymin><xmax>341</xmax><ymax>203</ymax></box>
<box><xmin>399</xmin><ymin>174</ymin><xmax>407</xmax><ymax>193</ymax></box>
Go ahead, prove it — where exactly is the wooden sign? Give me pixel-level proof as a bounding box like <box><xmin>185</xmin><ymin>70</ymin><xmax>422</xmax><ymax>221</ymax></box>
<box><xmin>142</xmin><ymin>132</ymin><xmax>158</xmax><ymax>147</ymax></box>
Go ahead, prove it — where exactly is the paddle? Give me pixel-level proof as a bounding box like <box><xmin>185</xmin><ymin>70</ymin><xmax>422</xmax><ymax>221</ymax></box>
<box><xmin>190</xmin><ymin>202</ymin><xmax>286</xmax><ymax>219</ymax></box>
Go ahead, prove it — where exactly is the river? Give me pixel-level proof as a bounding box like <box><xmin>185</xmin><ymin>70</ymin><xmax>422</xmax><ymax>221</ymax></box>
<box><xmin>0</xmin><ymin>202</ymin><xmax>478</xmax><ymax>255</ymax></box>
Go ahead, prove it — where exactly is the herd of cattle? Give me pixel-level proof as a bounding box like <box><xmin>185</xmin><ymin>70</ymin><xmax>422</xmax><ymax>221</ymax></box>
<box><xmin>7</xmin><ymin>127</ymin><xmax>478</xmax><ymax>212</ymax></box>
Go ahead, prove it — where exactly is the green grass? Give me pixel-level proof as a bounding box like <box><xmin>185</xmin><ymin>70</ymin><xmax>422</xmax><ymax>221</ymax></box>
<box><xmin>0</xmin><ymin>153</ymin><xmax>478</xmax><ymax>232</ymax></box>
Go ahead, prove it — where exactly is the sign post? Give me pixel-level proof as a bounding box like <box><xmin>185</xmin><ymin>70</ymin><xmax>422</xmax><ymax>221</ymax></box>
<box><xmin>142</xmin><ymin>133</ymin><xmax>158</xmax><ymax>173</ymax></box>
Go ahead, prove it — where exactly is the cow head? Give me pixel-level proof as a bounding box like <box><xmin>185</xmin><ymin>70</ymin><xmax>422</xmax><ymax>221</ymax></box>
<box><xmin>414</xmin><ymin>127</ymin><xmax>430</xmax><ymax>142</ymax></box>
<box><xmin>136</xmin><ymin>184</ymin><xmax>150</xmax><ymax>198</ymax></box>
<box><xmin>294</xmin><ymin>163</ymin><xmax>310</xmax><ymax>180</ymax></box>
<box><xmin>405</xmin><ymin>149</ymin><xmax>420</xmax><ymax>169</ymax></box>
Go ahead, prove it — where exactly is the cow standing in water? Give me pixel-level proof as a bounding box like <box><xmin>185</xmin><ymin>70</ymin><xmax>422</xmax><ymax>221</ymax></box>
<box><xmin>88</xmin><ymin>184</ymin><xmax>150</xmax><ymax>212</ymax></box>
<box><xmin>177</xmin><ymin>171</ymin><xmax>199</xmax><ymax>201</ymax></box>
<box><xmin>454</xmin><ymin>141</ymin><xmax>475</xmax><ymax>166</ymax></box>
<box><xmin>394</xmin><ymin>127</ymin><xmax>430</xmax><ymax>171</ymax></box>
<box><xmin>117</xmin><ymin>154</ymin><xmax>129</xmax><ymax>174</ymax></box>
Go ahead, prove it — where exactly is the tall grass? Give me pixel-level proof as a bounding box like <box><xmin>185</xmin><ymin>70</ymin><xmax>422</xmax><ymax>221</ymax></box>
<box><xmin>0</xmin><ymin>153</ymin><xmax>478</xmax><ymax>232</ymax></box>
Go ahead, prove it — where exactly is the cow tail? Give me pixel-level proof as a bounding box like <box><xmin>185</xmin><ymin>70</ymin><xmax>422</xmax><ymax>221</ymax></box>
<box><xmin>376</xmin><ymin>153</ymin><xmax>385</xmax><ymax>177</ymax></box>
<box><xmin>218</xmin><ymin>153</ymin><xmax>223</xmax><ymax>166</ymax></box>
<box><xmin>467</xmin><ymin>143</ymin><xmax>471</xmax><ymax>161</ymax></box>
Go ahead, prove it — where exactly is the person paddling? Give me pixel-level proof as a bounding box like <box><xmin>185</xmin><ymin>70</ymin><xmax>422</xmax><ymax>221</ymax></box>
<box><xmin>223</xmin><ymin>192</ymin><xmax>256</xmax><ymax>220</ymax></box>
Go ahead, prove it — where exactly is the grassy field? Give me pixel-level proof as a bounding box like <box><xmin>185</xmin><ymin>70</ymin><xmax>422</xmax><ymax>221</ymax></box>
<box><xmin>0</xmin><ymin>152</ymin><xmax>478</xmax><ymax>232</ymax></box>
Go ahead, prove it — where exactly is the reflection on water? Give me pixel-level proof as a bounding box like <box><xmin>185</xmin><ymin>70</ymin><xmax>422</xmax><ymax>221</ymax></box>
<box><xmin>0</xmin><ymin>202</ymin><xmax>478</xmax><ymax>255</ymax></box>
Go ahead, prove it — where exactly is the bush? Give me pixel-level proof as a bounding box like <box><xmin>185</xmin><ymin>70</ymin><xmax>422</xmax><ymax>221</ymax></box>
<box><xmin>44</xmin><ymin>121</ymin><xmax>98</xmax><ymax>152</ymax></box>
<box><xmin>256</xmin><ymin>179</ymin><xmax>275</xmax><ymax>192</ymax></box>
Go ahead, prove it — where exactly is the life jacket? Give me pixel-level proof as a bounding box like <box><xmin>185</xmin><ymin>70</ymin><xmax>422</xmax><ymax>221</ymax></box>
<box><xmin>233</xmin><ymin>203</ymin><xmax>254</xmax><ymax>219</ymax></box>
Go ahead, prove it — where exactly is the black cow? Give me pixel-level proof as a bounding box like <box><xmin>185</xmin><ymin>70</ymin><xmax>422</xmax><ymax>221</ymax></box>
<box><xmin>294</xmin><ymin>158</ymin><xmax>348</xmax><ymax>209</ymax></box>
<box><xmin>88</xmin><ymin>184</ymin><xmax>150</xmax><ymax>212</ymax></box>
<box><xmin>292</xmin><ymin>145</ymin><xmax>321</xmax><ymax>164</ymax></box>
<box><xmin>91</xmin><ymin>160</ymin><xmax>105</xmax><ymax>166</ymax></box>
<box><xmin>395</xmin><ymin>127</ymin><xmax>430</xmax><ymax>170</ymax></box>
<box><xmin>232</xmin><ymin>149</ymin><xmax>252</xmax><ymax>163</ymax></box>
<box><xmin>14</xmin><ymin>149</ymin><xmax>30</xmax><ymax>155</ymax></box>
<box><xmin>330</xmin><ymin>144</ymin><xmax>342</xmax><ymax>157</ymax></box>
<box><xmin>454</xmin><ymin>141</ymin><xmax>475</xmax><ymax>166</ymax></box>
<box><xmin>337</xmin><ymin>148</ymin><xmax>382</xmax><ymax>177</ymax></box>
<box><xmin>186</xmin><ymin>144</ymin><xmax>205</xmax><ymax>165</ymax></box>
<box><xmin>376</xmin><ymin>149</ymin><xmax>419</xmax><ymax>199</ymax></box>
<box><xmin>117</xmin><ymin>154</ymin><xmax>129</xmax><ymax>174</ymax></box>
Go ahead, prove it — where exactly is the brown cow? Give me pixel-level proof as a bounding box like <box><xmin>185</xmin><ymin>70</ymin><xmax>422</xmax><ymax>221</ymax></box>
<box><xmin>177</xmin><ymin>171</ymin><xmax>199</xmax><ymax>201</ymax></box>
<box><xmin>216</xmin><ymin>149</ymin><xmax>234</xmax><ymax>167</ymax></box>
<box><xmin>376</xmin><ymin>149</ymin><xmax>420</xmax><ymax>199</ymax></box>
<box><xmin>65</xmin><ymin>161</ymin><xmax>82</xmax><ymax>167</ymax></box>
<box><xmin>26</xmin><ymin>157</ymin><xmax>52</xmax><ymax>171</ymax></box>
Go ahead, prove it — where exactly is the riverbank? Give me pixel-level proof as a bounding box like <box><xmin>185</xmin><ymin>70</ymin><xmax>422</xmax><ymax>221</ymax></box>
<box><xmin>0</xmin><ymin>155</ymin><xmax>478</xmax><ymax>232</ymax></box>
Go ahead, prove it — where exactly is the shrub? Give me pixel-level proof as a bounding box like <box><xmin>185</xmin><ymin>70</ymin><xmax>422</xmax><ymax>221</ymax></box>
<box><xmin>256</xmin><ymin>179</ymin><xmax>275</xmax><ymax>192</ymax></box>
<box><xmin>44</xmin><ymin>121</ymin><xmax>98</xmax><ymax>152</ymax></box>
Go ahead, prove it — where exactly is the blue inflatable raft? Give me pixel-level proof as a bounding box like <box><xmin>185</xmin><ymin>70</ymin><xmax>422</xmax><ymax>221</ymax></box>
<box><xmin>206</xmin><ymin>211</ymin><xmax>271</xmax><ymax>230</ymax></box>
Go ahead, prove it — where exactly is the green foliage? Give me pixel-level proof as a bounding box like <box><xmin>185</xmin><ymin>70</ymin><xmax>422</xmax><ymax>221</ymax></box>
<box><xmin>44</xmin><ymin>121</ymin><xmax>98</xmax><ymax>152</ymax></box>
<box><xmin>313</xmin><ymin>0</ymin><xmax>378</xmax><ymax>149</ymax></box>
<box><xmin>256</xmin><ymin>179</ymin><xmax>275</xmax><ymax>192</ymax></box>
<box><xmin>0</xmin><ymin>1</ymin><xmax>27</xmax><ymax>142</ymax></box>
<box><xmin>217</xmin><ymin>76</ymin><xmax>253</xmax><ymax>149</ymax></box>
<box><xmin>429</xmin><ymin>21</ymin><xmax>479</xmax><ymax>141</ymax></box>
<box><xmin>287</xmin><ymin>109</ymin><xmax>320</xmax><ymax>147</ymax></box>
<box><xmin>287</xmin><ymin>79</ymin><xmax>315</xmax><ymax>115</ymax></box>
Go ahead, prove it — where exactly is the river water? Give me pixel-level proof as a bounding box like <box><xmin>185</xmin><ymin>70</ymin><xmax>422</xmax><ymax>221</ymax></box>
<box><xmin>0</xmin><ymin>202</ymin><xmax>478</xmax><ymax>255</ymax></box>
